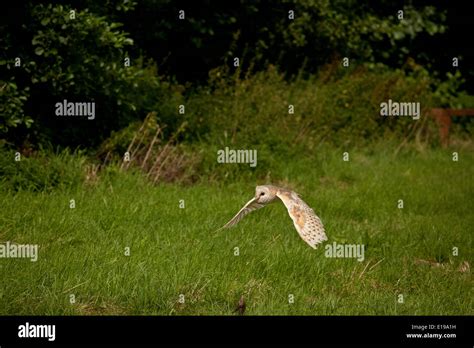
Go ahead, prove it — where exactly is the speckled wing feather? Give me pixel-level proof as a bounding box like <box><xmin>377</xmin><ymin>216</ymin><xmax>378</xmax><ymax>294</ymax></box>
<box><xmin>221</xmin><ymin>197</ymin><xmax>266</xmax><ymax>229</ymax></box>
<box><xmin>276</xmin><ymin>190</ymin><xmax>327</xmax><ymax>249</ymax></box>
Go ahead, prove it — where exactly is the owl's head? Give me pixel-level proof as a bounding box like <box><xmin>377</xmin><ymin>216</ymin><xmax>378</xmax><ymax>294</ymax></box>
<box><xmin>255</xmin><ymin>185</ymin><xmax>277</xmax><ymax>204</ymax></box>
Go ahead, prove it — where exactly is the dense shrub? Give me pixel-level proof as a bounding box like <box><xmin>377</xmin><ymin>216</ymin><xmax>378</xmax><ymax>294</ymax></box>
<box><xmin>1</xmin><ymin>3</ymin><xmax>175</xmax><ymax>147</ymax></box>
<box><xmin>184</xmin><ymin>63</ymin><xmax>434</xmax><ymax>148</ymax></box>
<box><xmin>0</xmin><ymin>146</ymin><xmax>86</xmax><ymax>192</ymax></box>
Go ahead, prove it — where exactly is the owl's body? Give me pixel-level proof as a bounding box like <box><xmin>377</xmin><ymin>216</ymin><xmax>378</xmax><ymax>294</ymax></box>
<box><xmin>220</xmin><ymin>185</ymin><xmax>327</xmax><ymax>249</ymax></box>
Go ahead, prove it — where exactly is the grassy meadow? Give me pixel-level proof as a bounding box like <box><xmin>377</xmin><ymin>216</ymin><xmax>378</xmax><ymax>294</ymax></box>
<box><xmin>2</xmin><ymin>0</ymin><xmax>473</xmax><ymax>322</ymax></box>
<box><xmin>0</xmin><ymin>144</ymin><xmax>472</xmax><ymax>315</ymax></box>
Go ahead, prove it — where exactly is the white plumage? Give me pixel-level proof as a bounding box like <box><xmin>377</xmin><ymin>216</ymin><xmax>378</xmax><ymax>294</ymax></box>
<box><xmin>220</xmin><ymin>185</ymin><xmax>327</xmax><ymax>249</ymax></box>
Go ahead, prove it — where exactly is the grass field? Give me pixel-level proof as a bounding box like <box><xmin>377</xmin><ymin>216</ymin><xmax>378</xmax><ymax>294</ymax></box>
<box><xmin>0</xmin><ymin>145</ymin><xmax>472</xmax><ymax>315</ymax></box>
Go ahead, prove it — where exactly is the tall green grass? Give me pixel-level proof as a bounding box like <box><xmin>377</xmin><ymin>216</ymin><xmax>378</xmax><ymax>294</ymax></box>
<box><xmin>0</xmin><ymin>144</ymin><xmax>472</xmax><ymax>315</ymax></box>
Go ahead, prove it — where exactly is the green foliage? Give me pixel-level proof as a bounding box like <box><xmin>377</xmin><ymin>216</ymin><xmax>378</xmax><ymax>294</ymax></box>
<box><xmin>1</xmin><ymin>3</ymin><xmax>171</xmax><ymax>147</ymax></box>
<box><xmin>95</xmin><ymin>62</ymin><xmax>467</xmax><ymax>182</ymax></box>
<box><xmin>0</xmin><ymin>79</ymin><xmax>33</xmax><ymax>133</ymax></box>
<box><xmin>432</xmin><ymin>70</ymin><xmax>465</xmax><ymax>107</ymax></box>
<box><xmin>0</xmin><ymin>146</ymin><xmax>86</xmax><ymax>192</ymax></box>
<box><xmin>186</xmin><ymin>63</ymin><xmax>434</xmax><ymax>147</ymax></box>
<box><xmin>29</xmin><ymin>4</ymin><xmax>134</xmax><ymax>93</ymax></box>
<box><xmin>118</xmin><ymin>0</ymin><xmax>448</xmax><ymax>81</ymax></box>
<box><xmin>273</xmin><ymin>1</ymin><xmax>446</xmax><ymax>66</ymax></box>
<box><xmin>0</xmin><ymin>1</ymin><xmax>468</xmax><ymax>151</ymax></box>
<box><xmin>98</xmin><ymin>119</ymin><xmax>143</xmax><ymax>158</ymax></box>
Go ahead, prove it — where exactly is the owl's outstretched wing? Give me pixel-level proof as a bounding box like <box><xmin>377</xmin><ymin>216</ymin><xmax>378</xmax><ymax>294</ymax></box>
<box><xmin>276</xmin><ymin>190</ymin><xmax>327</xmax><ymax>249</ymax></box>
<box><xmin>219</xmin><ymin>197</ymin><xmax>265</xmax><ymax>229</ymax></box>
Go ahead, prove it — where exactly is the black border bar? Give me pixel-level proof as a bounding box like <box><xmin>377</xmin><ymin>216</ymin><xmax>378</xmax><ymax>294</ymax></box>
<box><xmin>0</xmin><ymin>316</ymin><xmax>472</xmax><ymax>345</ymax></box>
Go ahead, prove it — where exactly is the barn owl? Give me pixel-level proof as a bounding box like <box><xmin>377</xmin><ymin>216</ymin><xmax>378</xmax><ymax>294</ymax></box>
<box><xmin>220</xmin><ymin>185</ymin><xmax>327</xmax><ymax>249</ymax></box>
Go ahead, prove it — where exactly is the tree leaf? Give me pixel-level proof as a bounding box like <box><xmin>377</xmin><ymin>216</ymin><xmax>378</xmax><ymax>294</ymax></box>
<box><xmin>34</xmin><ymin>47</ymin><xmax>44</xmax><ymax>56</ymax></box>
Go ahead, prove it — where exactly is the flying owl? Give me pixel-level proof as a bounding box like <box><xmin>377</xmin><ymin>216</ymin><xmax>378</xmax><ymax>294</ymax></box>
<box><xmin>220</xmin><ymin>185</ymin><xmax>327</xmax><ymax>249</ymax></box>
